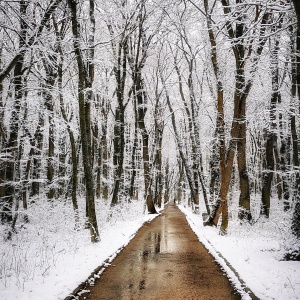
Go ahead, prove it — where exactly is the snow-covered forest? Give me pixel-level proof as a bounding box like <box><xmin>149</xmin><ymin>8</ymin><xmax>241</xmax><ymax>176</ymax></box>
<box><xmin>0</xmin><ymin>0</ymin><xmax>300</xmax><ymax>299</ymax></box>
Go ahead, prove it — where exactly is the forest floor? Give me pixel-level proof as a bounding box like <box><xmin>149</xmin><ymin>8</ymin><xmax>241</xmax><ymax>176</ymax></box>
<box><xmin>2</xmin><ymin>199</ymin><xmax>298</xmax><ymax>299</ymax></box>
<box><xmin>71</xmin><ymin>204</ymin><xmax>243</xmax><ymax>300</ymax></box>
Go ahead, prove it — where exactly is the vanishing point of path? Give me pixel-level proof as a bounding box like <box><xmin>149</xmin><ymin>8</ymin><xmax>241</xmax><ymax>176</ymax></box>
<box><xmin>78</xmin><ymin>204</ymin><xmax>241</xmax><ymax>300</ymax></box>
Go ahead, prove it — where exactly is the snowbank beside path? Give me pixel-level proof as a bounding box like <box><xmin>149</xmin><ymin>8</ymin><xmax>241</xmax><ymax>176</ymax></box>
<box><xmin>0</xmin><ymin>201</ymin><xmax>159</xmax><ymax>300</ymax></box>
<box><xmin>179</xmin><ymin>205</ymin><xmax>300</xmax><ymax>300</ymax></box>
<box><xmin>2</xmin><ymin>199</ymin><xmax>299</xmax><ymax>300</ymax></box>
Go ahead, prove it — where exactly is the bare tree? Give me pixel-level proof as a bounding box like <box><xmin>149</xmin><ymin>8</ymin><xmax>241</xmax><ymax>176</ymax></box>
<box><xmin>67</xmin><ymin>0</ymin><xmax>99</xmax><ymax>242</ymax></box>
<box><xmin>291</xmin><ymin>0</ymin><xmax>300</xmax><ymax>238</ymax></box>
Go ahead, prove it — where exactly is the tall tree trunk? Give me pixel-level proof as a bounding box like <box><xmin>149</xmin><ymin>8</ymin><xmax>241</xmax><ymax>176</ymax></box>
<box><xmin>173</xmin><ymin>53</ymin><xmax>200</xmax><ymax>208</ymax></box>
<box><xmin>205</xmin><ymin>1</ymin><xmax>270</xmax><ymax>231</ymax></box>
<box><xmin>0</xmin><ymin>44</ymin><xmax>6</xmax><ymax>204</ymax></box>
<box><xmin>161</xmin><ymin>73</ymin><xmax>197</xmax><ymax>206</ymax></box>
<box><xmin>101</xmin><ymin>73</ymin><xmax>111</xmax><ymax>201</ymax></box>
<box><xmin>68</xmin><ymin>0</ymin><xmax>99</xmax><ymax>242</ymax></box>
<box><xmin>291</xmin><ymin>0</ymin><xmax>300</xmax><ymax>238</ymax></box>
<box><xmin>111</xmin><ymin>105</ymin><xmax>125</xmax><ymax>206</ymax></box>
<box><xmin>278</xmin><ymin>117</ymin><xmax>290</xmax><ymax>210</ymax></box>
<box><xmin>164</xmin><ymin>159</ymin><xmax>170</xmax><ymax>204</ymax></box>
<box><xmin>176</xmin><ymin>161</ymin><xmax>184</xmax><ymax>204</ymax></box>
<box><xmin>58</xmin><ymin>67</ymin><xmax>79</xmax><ymax>223</ymax></box>
<box><xmin>43</xmin><ymin>58</ymin><xmax>56</xmax><ymax>200</ymax></box>
<box><xmin>108</xmin><ymin>27</ymin><xmax>127</xmax><ymax>206</ymax></box>
<box><xmin>203</xmin><ymin>0</ymin><xmax>228</xmax><ymax>230</ymax></box>
<box><xmin>1</xmin><ymin>1</ymin><xmax>27</xmax><ymax>224</ymax></box>
<box><xmin>135</xmin><ymin>81</ymin><xmax>157</xmax><ymax>214</ymax></box>
<box><xmin>261</xmin><ymin>21</ymin><xmax>282</xmax><ymax>217</ymax></box>
<box><xmin>31</xmin><ymin>112</ymin><xmax>44</xmax><ymax>196</ymax></box>
<box><xmin>124</xmin><ymin>3</ymin><xmax>157</xmax><ymax>213</ymax></box>
<box><xmin>153</xmin><ymin>106</ymin><xmax>164</xmax><ymax>208</ymax></box>
<box><xmin>129</xmin><ymin>96</ymin><xmax>139</xmax><ymax>199</ymax></box>
<box><xmin>10</xmin><ymin>99</ymin><xmax>30</xmax><ymax>235</ymax></box>
<box><xmin>101</xmin><ymin>112</ymin><xmax>109</xmax><ymax>201</ymax></box>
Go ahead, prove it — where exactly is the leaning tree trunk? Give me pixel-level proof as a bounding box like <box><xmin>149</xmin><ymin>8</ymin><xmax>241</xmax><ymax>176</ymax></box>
<box><xmin>173</xmin><ymin>53</ymin><xmax>200</xmax><ymax>208</ymax></box>
<box><xmin>205</xmin><ymin>1</ymin><xmax>270</xmax><ymax>231</ymax></box>
<box><xmin>203</xmin><ymin>0</ymin><xmax>227</xmax><ymax>229</ymax></box>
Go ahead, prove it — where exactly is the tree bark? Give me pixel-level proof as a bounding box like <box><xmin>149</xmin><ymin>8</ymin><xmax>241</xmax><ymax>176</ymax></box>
<box><xmin>1</xmin><ymin>1</ymin><xmax>27</xmax><ymax>224</ymax></box>
<box><xmin>291</xmin><ymin>0</ymin><xmax>300</xmax><ymax>238</ymax></box>
<box><xmin>124</xmin><ymin>3</ymin><xmax>157</xmax><ymax>213</ymax></box>
<box><xmin>0</xmin><ymin>44</ymin><xmax>5</xmax><ymax>206</ymax></box>
<box><xmin>261</xmin><ymin>21</ymin><xmax>282</xmax><ymax>218</ymax></box>
<box><xmin>68</xmin><ymin>0</ymin><xmax>99</xmax><ymax>242</ymax></box>
<box><xmin>43</xmin><ymin>57</ymin><xmax>56</xmax><ymax>200</ymax></box>
<box><xmin>108</xmin><ymin>24</ymin><xmax>127</xmax><ymax>206</ymax></box>
<box><xmin>135</xmin><ymin>82</ymin><xmax>157</xmax><ymax>214</ymax></box>
<box><xmin>153</xmin><ymin>103</ymin><xmax>164</xmax><ymax>208</ymax></box>
<box><xmin>129</xmin><ymin>96</ymin><xmax>139</xmax><ymax>199</ymax></box>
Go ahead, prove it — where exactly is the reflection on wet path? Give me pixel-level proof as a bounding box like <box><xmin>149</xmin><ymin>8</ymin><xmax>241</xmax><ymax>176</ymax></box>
<box><xmin>80</xmin><ymin>204</ymin><xmax>241</xmax><ymax>300</ymax></box>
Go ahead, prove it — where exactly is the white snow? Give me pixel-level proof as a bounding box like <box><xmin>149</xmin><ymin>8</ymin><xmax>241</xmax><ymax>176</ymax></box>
<box><xmin>1</xmin><ymin>199</ymin><xmax>299</xmax><ymax>300</ymax></box>
<box><xmin>179</xmin><ymin>205</ymin><xmax>300</xmax><ymax>300</ymax></box>
<box><xmin>0</xmin><ymin>199</ymin><xmax>158</xmax><ymax>300</ymax></box>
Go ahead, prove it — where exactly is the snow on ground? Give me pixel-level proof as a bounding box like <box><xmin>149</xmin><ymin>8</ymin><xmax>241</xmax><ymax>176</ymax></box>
<box><xmin>179</xmin><ymin>205</ymin><xmax>300</xmax><ymax>300</ymax></box>
<box><xmin>1</xmin><ymin>197</ymin><xmax>299</xmax><ymax>300</ymax></box>
<box><xmin>0</xmin><ymin>199</ymin><xmax>159</xmax><ymax>300</ymax></box>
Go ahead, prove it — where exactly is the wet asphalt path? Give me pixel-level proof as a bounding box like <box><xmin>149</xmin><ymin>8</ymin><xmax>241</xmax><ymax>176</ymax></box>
<box><xmin>79</xmin><ymin>204</ymin><xmax>241</xmax><ymax>300</ymax></box>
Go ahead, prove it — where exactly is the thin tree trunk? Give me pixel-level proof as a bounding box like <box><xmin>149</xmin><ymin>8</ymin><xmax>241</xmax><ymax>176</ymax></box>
<box><xmin>124</xmin><ymin>4</ymin><xmax>157</xmax><ymax>213</ymax></box>
<box><xmin>111</xmin><ymin>106</ymin><xmax>125</xmax><ymax>206</ymax></box>
<box><xmin>173</xmin><ymin>54</ymin><xmax>200</xmax><ymax>207</ymax></box>
<box><xmin>101</xmin><ymin>123</ymin><xmax>109</xmax><ymax>201</ymax></box>
<box><xmin>0</xmin><ymin>44</ymin><xmax>6</xmax><ymax>204</ymax></box>
<box><xmin>176</xmin><ymin>161</ymin><xmax>184</xmax><ymax>204</ymax></box>
<box><xmin>43</xmin><ymin>59</ymin><xmax>56</xmax><ymax>200</ymax></box>
<box><xmin>278</xmin><ymin>92</ymin><xmax>290</xmax><ymax>210</ymax></box>
<box><xmin>31</xmin><ymin>112</ymin><xmax>44</xmax><ymax>196</ymax></box>
<box><xmin>164</xmin><ymin>160</ymin><xmax>170</xmax><ymax>204</ymax></box>
<box><xmin>154</xmin><ymin>114</ymin><xmax>164</xmax><ymax>208</ymax></box>
<box><xmin>129</xmin><ymin>96</ymin><xmax>138</xmax><ymax>199</ymax></box>
<box><xmin>161</xmin><ymin>73</ymin><xmax>197</xmax><ymax>206</ymax></box>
